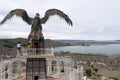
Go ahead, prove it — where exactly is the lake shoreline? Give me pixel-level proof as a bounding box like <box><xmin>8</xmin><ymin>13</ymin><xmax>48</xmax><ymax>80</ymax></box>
<box><xmin>54</xmin><ymin>44</ymin><xmax>120</xmax><ymax>55</ymax></box>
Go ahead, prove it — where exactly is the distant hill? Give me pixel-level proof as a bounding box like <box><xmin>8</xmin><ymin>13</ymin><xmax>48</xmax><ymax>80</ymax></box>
<box><xmin>0</xmin><ymin>38</ymin><xmax>70</xmax><ymax>48</ymax></box>
<box><xmin>44</xmin><ymin>39</ymin><xmax>70</xmax><ymax>47</ymax></box>
<box><xmin>54</xmin><ymin>40</ymin><xmax>120</xmax><ymax>46</ymax></box>
<box><xmin>0</xmin><ymin>38</ymin><xmax>27</xmax><ymax>48</ymax></box>
<box><xmin>0</xmin><ymin>38</ymin><xmax>71</xmax><ymax>55</ymax></box>
<box><xmin>54</xmin><ymin>39</ymin><xmax>120</xmax><ymax>43</ymax></box>
<box><xmin>55</xmin><ymin>39</ymin><xmax>120</xmax><ymax>42</ymax></box>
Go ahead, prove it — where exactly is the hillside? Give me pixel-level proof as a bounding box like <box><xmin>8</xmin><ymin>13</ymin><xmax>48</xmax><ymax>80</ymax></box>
<box><xmin>0</xmin><ymin>38</ymin><xmax>70</xmax><ymax>48</ymax></box>
<box><xmin>0</xmin><ymin>38</ymin><xmax>70</xmax><ymax>55</ymax></box>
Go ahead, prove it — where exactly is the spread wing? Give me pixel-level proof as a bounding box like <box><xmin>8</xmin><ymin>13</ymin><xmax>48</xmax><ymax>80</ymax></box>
<box><xmin>41</xmin><ymin>9</ymin><xmax>73</xmax><ymax>26</ymax></box>
<box><xmin>0</xmin><ymin>9</ymin><xmax>33</xmax><ymax>25</ymax></box>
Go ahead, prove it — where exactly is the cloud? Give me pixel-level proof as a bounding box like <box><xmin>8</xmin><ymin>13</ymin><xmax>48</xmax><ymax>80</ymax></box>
<box><xmin>0</xmin><ymin>0</ymin><xmax>120</xmax><ymax>40</ymax></box>
<box><xmin>0</xmin><ymin>31</ymin><xmax>28</xmax><ymax>39</ymax></box>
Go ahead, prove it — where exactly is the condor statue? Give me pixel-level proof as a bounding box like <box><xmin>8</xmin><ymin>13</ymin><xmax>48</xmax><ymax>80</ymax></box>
<box><xmin>0</xmin><ymin>9</ymin><xmax>73</xmax><ymax>41</ymax></box>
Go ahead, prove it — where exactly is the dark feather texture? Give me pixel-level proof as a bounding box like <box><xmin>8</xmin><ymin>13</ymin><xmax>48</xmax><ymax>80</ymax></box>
<box><xmin>0</xmin><ymin>8</ymin><xmax>73</xmax><ymax>41</ymax></box>
<box><xmin>41</xmin><ymin>9</ymin><xmax>73</xmax><ymax>26</ymax></box>
<box><xmin>0</xmin><ymin>9</ymin><xmax>33</xmax><ymax>25</ymax></box>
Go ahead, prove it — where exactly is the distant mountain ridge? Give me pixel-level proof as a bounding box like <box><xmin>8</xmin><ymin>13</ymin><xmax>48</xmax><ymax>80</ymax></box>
<box><xmin>54</xmin><ymin>40</ymin><xmax>95</xmax><ymax>43</ymax></box>
<box><xmin>54</xmin><ymin>39</ymin><xmax>120</xmax><ymax>43</ymax></box>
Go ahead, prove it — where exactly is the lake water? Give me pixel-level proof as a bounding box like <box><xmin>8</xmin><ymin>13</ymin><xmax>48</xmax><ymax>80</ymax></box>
<box><xmin>54</xmin><ymin>44</ymin><xmax>120</xmax><ymax>55</ymax></box>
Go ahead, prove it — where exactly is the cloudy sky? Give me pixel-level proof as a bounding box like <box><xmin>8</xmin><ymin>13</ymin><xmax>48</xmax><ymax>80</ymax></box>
<box><xmin>0</xmin><ymin>0</ymin><xmax>120</xmax><ymax>40</ymax></box>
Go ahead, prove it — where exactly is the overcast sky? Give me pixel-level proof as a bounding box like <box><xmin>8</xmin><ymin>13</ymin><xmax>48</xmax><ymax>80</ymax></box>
<box><xmin>0</xmin><ymin>0</ymin><xmax>120</xmax><ymax>40</ymax></box>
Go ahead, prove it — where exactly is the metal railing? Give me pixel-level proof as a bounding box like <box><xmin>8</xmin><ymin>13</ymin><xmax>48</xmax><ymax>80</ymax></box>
<box><xmin>17</xmin><ymin>48</ymin><xmax>54</xmax><ymax>58</ymax></box>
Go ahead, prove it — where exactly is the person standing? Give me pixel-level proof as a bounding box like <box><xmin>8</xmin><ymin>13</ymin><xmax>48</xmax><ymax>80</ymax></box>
<box><xmin>27</xmin><ymin>43</ymin><xmax>31</xmax><ymax>48</ymax></box>
<box><xmin>17</xmin><ymin>42</ymin><xmax>22</xmax><ymax>56</ymax></box>
<box><xmin>27</xmin><ymin>43</ymin><xmax>31</xmax><ymax>54</ymax></box>
<box><xmin>32</xmin><ymin>42</ymin><xmax>38</xmax><ymax>54</ymax></box>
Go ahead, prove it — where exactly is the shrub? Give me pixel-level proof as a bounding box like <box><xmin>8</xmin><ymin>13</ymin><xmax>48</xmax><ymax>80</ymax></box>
<box><xmin>85</xmin><ymin>69</ymin><xmax>92</xmax><ymax>77</ymax></box>
<box><xmin>109</xmin><ymin>77</ymin><xmax>119</xmax><ymax>80</ymax></box>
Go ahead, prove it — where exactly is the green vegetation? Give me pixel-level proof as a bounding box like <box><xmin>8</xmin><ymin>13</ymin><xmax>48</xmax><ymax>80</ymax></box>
<box><xmin>109</xmin><ymin>77</ymin><xmax>119</xmax><ymax>80</ymax></box>
<box><xmin>85</xmin><ymin>69</ymin><xmax>92</xmax><ymax>77</ymax></box>
<box><xmin>0</xmin><ymin>38</ymin><xmax>27</xmax><ymax>48</ymax></box>
<box><xmin>3</xmin><ymin>44</ymin><xmax>14</xmax><ymax>48</ymax></box>
<box><xmin>85</xmin><ymin>68</ymin><xmax>102</xmax><ymax>78</ymax></box>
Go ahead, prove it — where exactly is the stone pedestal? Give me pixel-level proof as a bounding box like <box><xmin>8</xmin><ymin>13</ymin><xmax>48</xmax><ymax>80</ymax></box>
<box><xmin>26</xmin><ymin>58</ymin><xmax>47</xmax><ymax>80</ymax></box>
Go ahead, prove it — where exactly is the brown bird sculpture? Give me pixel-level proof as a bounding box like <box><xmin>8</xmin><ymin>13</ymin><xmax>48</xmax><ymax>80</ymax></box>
<box><xmin>0</xmin><ymin>9</ymin><xmax>73</xmax><ymax>41</ymax></box>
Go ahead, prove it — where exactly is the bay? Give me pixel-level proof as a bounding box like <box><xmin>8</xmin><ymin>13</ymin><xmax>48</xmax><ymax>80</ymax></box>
<box><xmin>54</xmin><ymin>44</ymin><xmax>120</xmax><ymax>55</ymax></box>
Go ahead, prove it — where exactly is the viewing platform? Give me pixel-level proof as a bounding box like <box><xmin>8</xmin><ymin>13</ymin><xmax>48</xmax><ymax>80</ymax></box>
<box><xmin>17</xmin><ymin>48</ymin><xmax>54</xmax><ymax>58</ymax></box>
